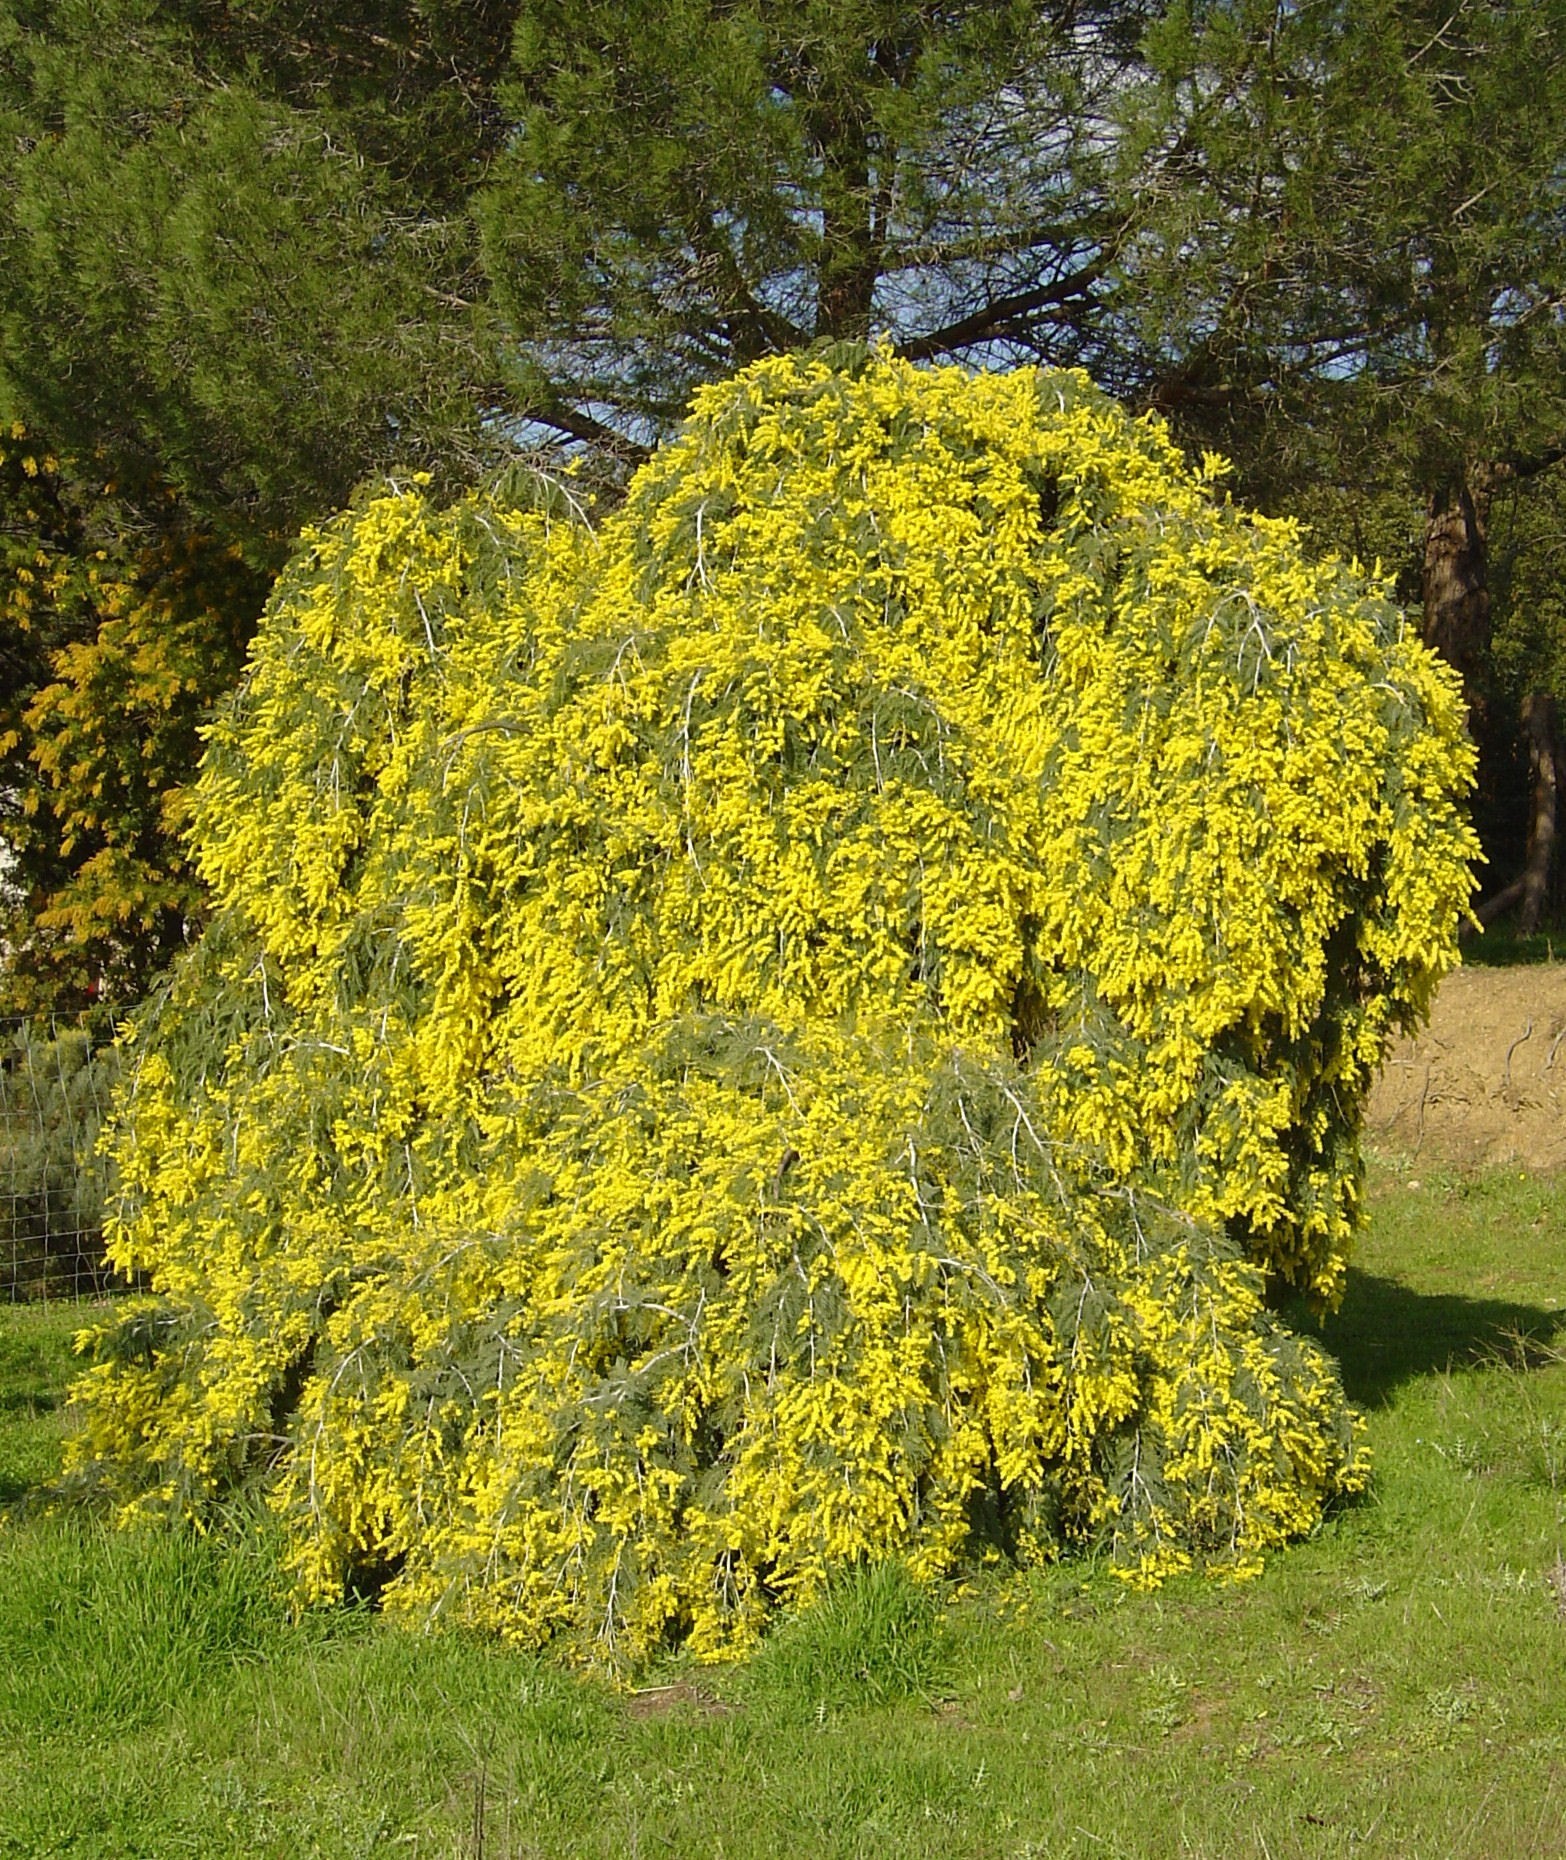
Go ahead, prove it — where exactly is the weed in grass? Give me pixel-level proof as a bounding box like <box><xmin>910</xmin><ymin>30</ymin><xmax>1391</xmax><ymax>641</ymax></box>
<box><xmin>740</xmin><ymin>1560</ymin><xmax>951</xmax><ymax>1720</ymax></box>
<box><xmin>0</xmin><ymin>1509</ymin><xmax>310</xmax><ymax>1734</ymax></box>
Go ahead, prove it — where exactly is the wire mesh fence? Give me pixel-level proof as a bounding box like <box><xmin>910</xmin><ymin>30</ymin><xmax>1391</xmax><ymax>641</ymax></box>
<box><xmin>1</xmin><ymin>1011</ymin><xmax>123</xmax><ymax>1302</ymax></box>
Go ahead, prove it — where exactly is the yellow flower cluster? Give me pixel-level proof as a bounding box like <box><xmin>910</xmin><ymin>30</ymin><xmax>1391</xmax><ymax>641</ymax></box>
<box><xmin>68</xmin><ymin>350</ymin><xmax>1474</xmax><ymax>1666</ymax></box>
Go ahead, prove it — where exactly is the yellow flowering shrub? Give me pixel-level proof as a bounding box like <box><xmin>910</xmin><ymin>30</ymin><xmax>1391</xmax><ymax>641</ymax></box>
<box><xmin>68</xmin><ymin>350</ymin><xmax>1475</xmax><ymax>1666</ymax></box>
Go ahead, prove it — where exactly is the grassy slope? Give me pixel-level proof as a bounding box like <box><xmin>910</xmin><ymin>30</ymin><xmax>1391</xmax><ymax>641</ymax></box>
<box><xmin>2</xmin><ymin>1156</ymin><xmax>1565</xmax><ymax>1860</ymax></box>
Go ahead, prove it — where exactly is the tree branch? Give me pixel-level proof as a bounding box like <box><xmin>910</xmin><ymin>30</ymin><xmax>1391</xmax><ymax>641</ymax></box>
<box><xmin>687</xmin><ymin>213</ymin><xmax>809</xmax><ymax>362</ymax></box>
<box><xmin>521</xmin><ymin>393</ymin><xmax>652</xmax><ymax>464</ymax></box>
<box><xmin>1497</xmin><ymin>442</ymin><xmax>1566</xmax><ymax>484</ymax></box>
<box><xmin>895</xmin><ymin>265</ymin><xmax>1104</xmax><ymax>362</ymax></box>
<box><xmin>1476</xmin><ymin>872</ymin><xmax>1529</xmax><ymax>926</ymax></box>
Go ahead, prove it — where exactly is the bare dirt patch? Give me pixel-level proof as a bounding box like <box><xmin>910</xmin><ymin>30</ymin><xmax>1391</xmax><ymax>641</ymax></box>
<box><xmin>1366</xmin><ymin>963</ymin><xmax>1566</xmax><ymax>1170</ymax></box>
<box><xmin>623</xmin><ymin>1681</ymin><xmax>736</xmax><ymax>1721</ymax></box>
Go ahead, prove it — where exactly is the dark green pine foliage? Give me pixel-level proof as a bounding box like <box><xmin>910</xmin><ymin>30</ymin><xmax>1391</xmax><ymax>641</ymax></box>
<box><xmin>0</xmin><ymin>0</ymin><xmax>517</xmax><ymax>554</ymax></box>
<box><xmin>0</xmin><ymin>1</ymin><xmax>1159</xmax><ymax>516</ymax></box>
<box><xmin>1118</xmin><ymin>0</ymin><xmax>1566</xmax><ymax>500</ymax></box>
<box><xmin>476</xmin><ymin>0</ymin><xmax>1156</xmax><ymax>447</ymax></box>
<box><xmin>1114</xmin><ymin>0</ymin><xmax>1566</xmax><ymax>910</ymax></box>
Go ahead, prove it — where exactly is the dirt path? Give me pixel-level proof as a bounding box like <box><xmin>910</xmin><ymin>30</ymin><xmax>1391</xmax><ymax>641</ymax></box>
<box><xmin>1366</xmin><ymin>963</ymin><xmax>1566</xmax><ymax>1170</ymax></box>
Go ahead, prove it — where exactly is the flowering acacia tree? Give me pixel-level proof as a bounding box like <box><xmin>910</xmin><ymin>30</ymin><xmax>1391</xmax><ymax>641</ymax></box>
<box><xmin>68</xmin><ymin>351</ymin><xmax>1475</xmax><ymax>1668</ymax></box>
<box><xmin>0</xmin><ymin>427</ymin><xmax>265</xmax><ymax>1011</ymax></box>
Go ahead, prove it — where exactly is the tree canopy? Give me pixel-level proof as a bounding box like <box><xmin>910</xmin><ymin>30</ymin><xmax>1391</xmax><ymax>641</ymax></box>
<box><xmin>1117</xmin><ymin>0</ymin><xmax>1566</xmax><ymax>917</ymax></box>
<box><xmin>0</xmin><ymin>0</ymin><xmax>1560</xmax><ymax>1003</ymax></box>
<box><xmin>0</xmin><ymin>0</ymin><xmax>512</xmax><ymax>545</ymax></box>
<box><xmin>478</xmin><ymin>0</ymin><xmax>1159</xmax><ymax>446</ymax></box>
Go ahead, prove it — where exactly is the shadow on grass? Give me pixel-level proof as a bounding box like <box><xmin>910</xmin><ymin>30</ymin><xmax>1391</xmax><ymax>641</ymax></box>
<box><xmin>1460</xmin><ymin>926</ymin><xmax>1566</xmax><ymax>967</ymax></box>
<box><xmin>1283</xmin><ymin>1267</ymin><xmax>1566</xmax><ymax>1408</ymax></box>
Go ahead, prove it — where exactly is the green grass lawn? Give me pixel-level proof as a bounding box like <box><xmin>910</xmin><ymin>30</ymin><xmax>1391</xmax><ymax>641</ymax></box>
<box><xmin>1457</xmin><ymin>922</ymin><xmax>1566</xmax><ymax>967</ymax></box>
<box><xmin>3</xmin><ymin>1153</ymin><xmax>1565</xmax><ymax>1859</ymax></box>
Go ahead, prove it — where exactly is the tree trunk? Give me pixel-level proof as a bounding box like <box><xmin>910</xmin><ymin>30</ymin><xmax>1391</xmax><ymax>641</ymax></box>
<box><xmin>1421</xmin><ymin>470</ymin><xmax>1493</xmax><ymax>738</ymax></box>
<box><xmin>1518</xmin><ymin>693</ymin><xmax>1559</xmax><ymax>933</ymax></box>
<box><xmin>1477</xmin><ymin>691</ymin><xmax>1559</xmax><ymax>932</ymax></box>
<box><xmin>816</xmin><ymin>126</ymin><xmax>879</xmax><ymax>342</ymax></box>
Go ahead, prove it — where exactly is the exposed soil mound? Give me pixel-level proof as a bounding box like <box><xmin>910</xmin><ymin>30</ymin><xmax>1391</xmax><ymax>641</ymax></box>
<box><xmin>1367</xmin><ymin>963</ymin><xmax>1566</xmax><ymax>1171</ymax></box>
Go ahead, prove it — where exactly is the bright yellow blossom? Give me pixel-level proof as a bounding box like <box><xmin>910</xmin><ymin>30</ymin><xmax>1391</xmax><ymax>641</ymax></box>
<box><xmin>67</xmin><ymin>350</ymin><xmax>1473</xmax><ymax>1669</ymax></box>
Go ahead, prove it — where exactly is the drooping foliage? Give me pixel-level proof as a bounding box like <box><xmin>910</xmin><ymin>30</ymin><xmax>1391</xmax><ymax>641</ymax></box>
<box><xmin>69</xmin><ymin>352</ymin><xmax>1475</xmax><ymax>1667</ymax></box>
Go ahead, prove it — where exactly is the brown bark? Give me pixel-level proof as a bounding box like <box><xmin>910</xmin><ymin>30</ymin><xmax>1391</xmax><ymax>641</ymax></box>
<box><xmin>1421</xmin><ymin>470</ymin><xmax>1493</xmax><ymax>739</ymax></box>
<box><xmin>1518</xmin><ymin>692</ymin><xmax>1559</xmax><ymax>933</ymax></box>
<box><xmin>898</xmin><ymin>265</ymin><xmax>1105</xmax><ymax>363</ymax></box>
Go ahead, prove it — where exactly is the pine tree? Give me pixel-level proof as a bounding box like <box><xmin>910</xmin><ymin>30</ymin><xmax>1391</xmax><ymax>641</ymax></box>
<box><xmin>0</xmin><ymin>0</ymin><xmax>515</xmax><ymax>547</ymax></box>
<box><xmin>478</xmin><ymin>0</ymin><xmax>1154</xmax><ymax>448</ymax></box>
<box><xmin>1114</xmin><ymin>0</ymin><xmax>1566</xmax><ymax>914</ymax></box>
<box><xmin>0</xmin><ymin>1</ymin><xmax>1153</xmax><ymax>503</ymax></box>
